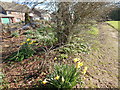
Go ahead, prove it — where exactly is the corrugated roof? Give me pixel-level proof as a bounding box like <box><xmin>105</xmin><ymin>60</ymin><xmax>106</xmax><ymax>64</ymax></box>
<box><xmin>0</xmin><ymin>1</ymin><xmax>30</xmax><ymax>13</ymax></box>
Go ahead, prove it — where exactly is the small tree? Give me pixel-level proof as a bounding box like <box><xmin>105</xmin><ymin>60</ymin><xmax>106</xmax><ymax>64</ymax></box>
<box><xmin>25</xmin><ymin>12</ymin><xmax>31</xmax><ymax>24</ymax></box>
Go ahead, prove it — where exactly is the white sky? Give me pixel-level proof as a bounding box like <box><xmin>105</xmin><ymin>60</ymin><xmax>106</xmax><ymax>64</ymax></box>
<box><xmin>0</xmin><ymin>0</ymin><xmax>12</xmax><ymax>2</ymax></box>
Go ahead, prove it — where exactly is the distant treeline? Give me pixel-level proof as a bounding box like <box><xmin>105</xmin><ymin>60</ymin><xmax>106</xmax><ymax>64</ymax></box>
<box><xmin>109</xmin><ymin>8</ymin><xmax>120</xmax><ymax>21</ymax></box>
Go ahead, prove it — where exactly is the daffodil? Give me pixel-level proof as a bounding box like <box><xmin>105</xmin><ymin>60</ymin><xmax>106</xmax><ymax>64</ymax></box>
<box><xmin>27</xmin><ymin>38</ymin><xmax>31</xmax><ymax>41</ymax></box>
<box><xmin>76</xmin><ymin>62</ymin><xmax>83</xmax><ymax>68</ymax></box>
<box><xmin>42</xmin><ymin>79</ymin><xmax>48</xmax><ymax>84</ymax></box>
<box><xmin>82</xmin><ymin>66</ymin><xmax>88</xmax><ymax>74</ymax></box>
<box><xmin>79</xmin><ymin>62</ymin><xmax>84</xmax><ymax>66</ymax></box>
<box><xmin>33</xmin><ymin>41</ymin><xmax>36</xmax><ymax>43</ymax></box>
<box><xmin>36</xmin><ymin>43</ymin><xmax>39</xmax><ymax>45</ymax></box>
<box><xmin>73</xmin><ymin>58</ymin><xmax>80</xmax><ymax>63</ymax></box>
<box><xmin>29</xmin><ymin>41</ymin><xmax>34</xmax><ymax>44</ymax></box>
<box><xmin>20</xmin><ymin>42</ymin><xmax>26</xmax><ymax>45</ymax></box>
<box><xmin>54</xmin><ymin>75</ymin><xmax>60</xmax><ymax>80</ymax></box>
<box><xmin>62</xmin><ymin>76</ymin><xmax>65</xmax><ymax>82</ymax></box>
<box><xmin>54</xmin><ymin>57</ymin><xmax>57</xmax><ymax>60</ymax></box>
<box><xmin>76</xmin><ymin>63</ymin><xmax>80</xmax><ymax>68</ymax></box>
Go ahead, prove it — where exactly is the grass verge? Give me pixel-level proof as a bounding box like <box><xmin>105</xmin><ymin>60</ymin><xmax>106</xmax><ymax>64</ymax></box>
<box><xmin>106</xmin><ymin>21</ymin><xmax>120</xmax><ymax>31</ymax></box>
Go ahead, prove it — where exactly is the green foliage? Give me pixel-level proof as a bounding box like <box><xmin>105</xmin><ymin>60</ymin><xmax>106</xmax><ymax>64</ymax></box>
<box><xmin>58</xmin><ymin>42</ymin><xmax>90</xmax><ymax>55</ymax></box>
<box><xmin>23</xmin><ymin>30</ymin><xmax>35</xmax><ymax>35</ymax></box>
<box><xmin>26</xmin><ymin>26</ymin><xmax>58</xmax><ymax>46</ymax></box>
<box><xmin>0</xmin><ymin>72</ymin><xmax>4</xmax><ymax>84</ymax></box>
<box><xmin>41</xmin><ymin>64</ymin><xmax>82</xmax><ymax>88</ymax></box>
<box><xmin>56</xmin><ymin>54</ymin><xmax>68</xmax><ymax>60</ymax></box>
<box><xmin>6</xmin><ymin>39</ymin><xmax>36</xmax><ymax>61</ymax></box>
<box><xmin>0</xmin><ymin>72</ymin><xmax>4</xmax><ymax>89</ymax></box>
<box><xmin>87</xmin><ymin>26</ymin><xmax>99</xmax><ymax>35</ymax></box>
<box><xmin>11</xmin><ymin>32</ymin><xmax>19</xmax><ymax>37</ymax></box>
<box><xmin>35</xmin><ymin>26</ymin><xmax>58</xmax><ymax>46</ymax></box>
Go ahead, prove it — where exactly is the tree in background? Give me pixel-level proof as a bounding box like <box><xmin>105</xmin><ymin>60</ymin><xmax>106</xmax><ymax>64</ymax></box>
<box><xmin>109</xmin><ymin>7</ymin><xmax>120</xmax><ymax>21</ymax></box>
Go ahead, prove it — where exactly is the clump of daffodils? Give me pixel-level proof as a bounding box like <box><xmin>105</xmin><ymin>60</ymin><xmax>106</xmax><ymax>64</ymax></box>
<box><xmin>73</xmin><ymin>57</ymin><xmax>88</xmax><ymax>75</ymax></box>
<box><xmin>20</xmin><ymin>38</ymin><xmax>37</xmax><ymax>45</ymax></box>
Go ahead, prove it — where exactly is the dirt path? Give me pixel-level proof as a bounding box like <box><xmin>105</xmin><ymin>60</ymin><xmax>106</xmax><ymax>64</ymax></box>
<box><xmin>83</xmin><ymin>23</ymin><xmax>118</xmax><ymax>88</ymax></box>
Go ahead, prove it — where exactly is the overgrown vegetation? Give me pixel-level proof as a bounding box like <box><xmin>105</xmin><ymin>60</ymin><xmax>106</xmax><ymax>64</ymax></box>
<box><xmin>40</xmin><ymin>63</ymin><xmax>84</xmax><ymax>88</ymax></box>
<box><xmin>2</xmin><ymin>1</ymin><xmax>118</xmax><ymax>89</ymax></box>
<box><xmin>5</xmin><ymin>39</ymin><xmax>36</xmax><ymax>62</ymax></box>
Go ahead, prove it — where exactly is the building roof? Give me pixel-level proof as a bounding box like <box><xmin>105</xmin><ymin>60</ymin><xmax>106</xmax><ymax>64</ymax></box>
<box><xmin>0</xmin><ymin>1</ymin><xmax>30</xmax><ymax>13</ymax></box>
<box><xmin>0</xmin><ymin>13</ymin><xmax>14</xmax><ymax>17</ymax></box>
<box><xmin>0</xmin><ymin>5</ymin><xmax>6</xmax><ymax>14</ymax></box>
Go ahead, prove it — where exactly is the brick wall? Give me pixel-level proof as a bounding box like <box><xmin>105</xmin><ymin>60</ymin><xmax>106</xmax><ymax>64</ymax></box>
<box><xmin>7</xmin><ymin>11</ymin><xmax>25</xmax><ymax>23</ymax></box>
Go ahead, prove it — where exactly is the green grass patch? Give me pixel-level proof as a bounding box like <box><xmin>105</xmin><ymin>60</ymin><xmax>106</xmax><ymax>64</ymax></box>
<box><xmin>106</xmin><ymin>21</ymin><xmax>120</xmax><ymax>31</ymax></box>
<box><xmin>87</xmin><ymin>26</ymin><xmax>99</xmax><ymax>35</ymax></box>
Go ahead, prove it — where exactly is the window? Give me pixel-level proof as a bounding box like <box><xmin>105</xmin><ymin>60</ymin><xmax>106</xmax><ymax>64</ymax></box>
<box><xmin>7</xmin><ymin>11</ymin><xmax>11</xmax><ymax>14</ymax></box>
<box><xmin>16</xmin><ymin>18</ymin><xmax>21</xmax><ymax>22</ymax></box>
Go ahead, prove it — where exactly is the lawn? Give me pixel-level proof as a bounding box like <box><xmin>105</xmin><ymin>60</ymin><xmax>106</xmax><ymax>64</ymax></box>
<box><xmin>106</xmin><ymin>21</ymin><xmax>120</xmax><ymax>31</ymax></box>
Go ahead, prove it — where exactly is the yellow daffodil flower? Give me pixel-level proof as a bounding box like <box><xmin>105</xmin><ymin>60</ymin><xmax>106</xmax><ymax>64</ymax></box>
<box><xmin>62</xmin><ymin>76</ymin><xmax>65</xmax><ymax>82</ymax></box>
<box><xmin>79</xmin><ymin>62</ymin><xmax>84</xmax><ymax>66</ymax></box>
<box><xmin>54</xmin><ymin>75</ymin><xmax>60</xmax><ymax>80</ymax></box>
<box><xmin>42</xmin><ymin>79</ymin><xmax>48</xmax><ymax>84</ymax></box>
<box><xmin>29</xmin><ymin>42</ymin><xmax>33</xmax><ymax>44</ymax></box>
<box><xmin>27</xmin><ymin>38</ymin><xmax>31</xmax><ymax>41</ymax></box>
<box><xmin>73</xmin><ymin>58</ymin><xmax>80</xmax><ymax>63</ymax></box>
<box><xmin>54</xmin><ymin>57</ymin><xmax>57</xmax><ymax>60</ymax></box>
<box><xmin>20</xmin><ymin>42</ymin><xmax>26</xmax><ymax>45</ymax></box>
<box><xmin>76</xmin><ymin>63</ymin><xmax>80</xmax><ymax>68</ymax></box>
<box><xmin>33</xmin><ymin>41</ymin><xmax>36</xmax><ymax>43</ymax></box>
<box><xmin>36</xmin><ymin>43</ymin><xmax>39</xmax><ymax>45</ymax></box>
<box><xmin>29</xmin><ymin>41</ymin><xmax>34</xmax><ymax>44</ymax></box>
<box><xmin>82</xmin><ymin>66</ymin><xmax>88</xmax><ymax>74</ymax></box>
<box><xmin>76</xmin><ymin>62</ymin><xmax>83</xmax><ymax>68</ymax></box>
